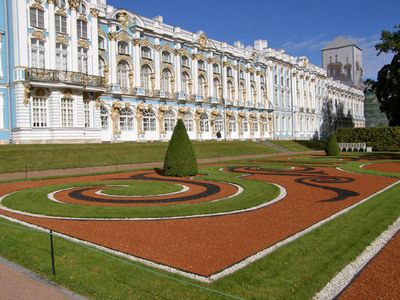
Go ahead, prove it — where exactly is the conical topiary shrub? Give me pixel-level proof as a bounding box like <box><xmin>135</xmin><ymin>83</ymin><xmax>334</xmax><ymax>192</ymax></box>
<box><xmin>325</xmin><ymin>133</ymin><xmax>340</xmax><ymax>156</ymax></box>
<box><xmin>163</xmin><ymin>119</ymin><xmax>198</xmax><ymax>177</ymax></box>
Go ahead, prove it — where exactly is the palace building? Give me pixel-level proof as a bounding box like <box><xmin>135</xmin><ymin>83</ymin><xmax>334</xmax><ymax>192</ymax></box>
<box><xmin>0</xmin><ymin>0</ymin><xmax>365</xmax><ymax>144</ymax></box>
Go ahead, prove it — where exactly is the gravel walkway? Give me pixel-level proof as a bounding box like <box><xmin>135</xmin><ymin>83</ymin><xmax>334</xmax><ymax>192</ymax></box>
<box><xmin>0</xmin><ymin>256</ymin><xmax>85</xmax><ymax>300</ymax></box>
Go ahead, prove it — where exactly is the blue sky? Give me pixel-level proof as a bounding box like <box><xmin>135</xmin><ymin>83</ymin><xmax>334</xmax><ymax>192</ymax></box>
<box><xmin>109</xmin><ymin>0</ymin><xmax>399</xmax><ymax>79</ymax></box>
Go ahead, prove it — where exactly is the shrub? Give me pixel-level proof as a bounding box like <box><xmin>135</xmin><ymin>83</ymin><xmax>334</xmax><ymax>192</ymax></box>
<box><xmin>336</xmin><ymin>127</ymin><xmax>400</xmax><ymax>151</ymax></box>
<box><xmin>163</xmin><ymin>119</ymin><xmax>198</xmax><ymax>177</ymax></box>
<box><xmin>325</xmin><ymin>134</ymin><xmax>340</xmax><ymax>156</ymax></box>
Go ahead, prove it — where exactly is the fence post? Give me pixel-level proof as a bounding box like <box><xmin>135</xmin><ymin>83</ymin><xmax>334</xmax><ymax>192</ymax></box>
<box><xmin>49</xmin><ymin>230</ymin><xmax>56</xmax><ymax>275</ymax></box>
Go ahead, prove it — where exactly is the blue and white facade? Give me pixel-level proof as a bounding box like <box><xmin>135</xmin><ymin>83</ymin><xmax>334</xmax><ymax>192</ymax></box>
<box><xmin>0</xmin><ymin>0</ymin><xmax>365</xmax><ymax>144</ymax></box>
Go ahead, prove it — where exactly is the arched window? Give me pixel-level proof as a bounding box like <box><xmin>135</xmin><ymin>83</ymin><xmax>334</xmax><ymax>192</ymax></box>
<box><xmin>260</xmin><ymin>75</ymin><xmax>265</xmax><ymax>84</ymax></box>
<box><xmin>183</xmin><ymin>113</ymin><xmax>194</xmax><ymax>132</ymax></box>
<box><xmin>215</xmin><ymin>115</ymin><xmax>224</xmax><ymax>132</ymax></box>
<box><xmin>228</xmin><ymin>116</ymin><xmax>236</xmax><ymax>132</ymax></box>
<box><xmin>239</xmin><ymin>83</ymin><xmax>245</xmax><ymax>102</ymax></box>
<box><xmin>227</xmin><ymin>67</ymin><xmax>233</xmax><ymax>77</ymax></box>
<box><xmin>227</xmin><ymin>81</ymin><xmax>234</xmax><ymax>101</ymax></box>
<box><xmin>117</xmin><ymin>61</ymin><xmax>130</xmax><ymax>92</ymax></box>
<box><xmin>31</xmin><ymin>38</ymin><xmax>45</xmax><ymax>68</ymax></box>
<box><xmin>161</xmin><ymin>69</ymin><xmax>172</xmax><ymax>93</ymax></box>
<box><xmin>141</xmin><ymin>47</ymin><xmax>151</xmax><ymax>59</ymax></box>
<box><xmin>241</xmin><ymin>119</ymin><xmax>248</xmax><ymax>132</ymax></box>
<box><xmin>164</xmin><ymin>111</ymin><xmax>176</xmax><ymax>132</ymax></box>
<box><xmin>181</xmin><ymin>56</ymin><xmax>189</xmax><ymax>67</ymax></box>
<box><xmin>77</xmin><ymin>2</ymin><xmax>87</xmax><ymax>15</ymax></box>
<box><xmin>182</xmin><ymin>72</ymin><xmax>190</xmax><ymax>94</ymax></box>
<box><xmin>250</xmin><ymin>73</ymin><xmax>255</xmax><ymax>81</ymax></box>
<box><xmin>252</xmin><ymin>121</ymin><xmax>258</xmax><ymax>132</ymax></box>
<box><xmin>198</xmin><ymin>60</ymin><xmax>205</xmax><ymax>71</ymax></box>
<box><xmin>200</xmin><ymin>113</ymin><xmax>209</xmax><ymax>132</ymax></box>
<box><xmin>250</xmin><ymin>85</ymin><xmax>256</xmax><ymax>103</ymax></box>
<box><xmin>98</xmin><ymin>57</ymin><xmax>106</xmax><ymax>76</ymax></box>
<box><xmin>198</xmin><ymin>75</ymin><xmax>206</xmax><ymax>97</ymax></box>
<box><xmin>141</xmin><ymin>65</ymin><xmax>152</xmax><ymax>90</ymax></box>
<box><xmin>213</xmin><ymin>78</ymin><xmax>220</xmax><ymax>99</ymax></box>
<box><xmin>213</xmin><ymin>64</ymin><xmax>220</xmax><ymax>74</ymax></box>
<box><xmin>100</xmin><ymin>107</ymin><xmax>109</xmax><ymax>130</ymax></box>
<box><xmin>261</xmin><ymin>87</ymin><xmax>266</xmax><ymax>103</ymax></box>
<box><xmin>119</xmin><ymin>108</ymin><xmax>134</xmax><ymax>131</ymax></box>
<box><xmin>98</xmin><ymin>37</ymin><xmax>105</xmax><ymax>49</ymax></box>
<box><xmin>143</xmin><ymin>110</ymin><xmax>156</xmax><ymax>131</ymax></box>
<box><xmin>162</xmin><ymin>51</ymin><xmax>171</xmax><ymax>63</ymax></box>
<box><xmin>239</xmin><ymin>71</ymin><xmax>244</xmax><ymax>79</ymax></box>
<box><xmin>118</xmin><ymin>42</ymin><xmax>129</xmax><ymax>55</ymax></box>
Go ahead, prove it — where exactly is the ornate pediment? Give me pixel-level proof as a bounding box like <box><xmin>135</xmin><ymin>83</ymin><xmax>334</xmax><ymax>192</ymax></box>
<box><xmin>56</xmin><ymin>35</ymin><xmax>68</xmax><ymax>45</ymax></box>
<box><xmin>31</xmin><ymin>31</ymin><xmax>45</xmax><ymax>41</ymax></box>
<box><xmin>116</xmin><ymin>30</ymin><xmax>131</xmax><ymax>42</ymax></box>
<box><xmin>196</xmin><ymin>33</ymin><xmax>210</xmax><ymax>49</ymax></box>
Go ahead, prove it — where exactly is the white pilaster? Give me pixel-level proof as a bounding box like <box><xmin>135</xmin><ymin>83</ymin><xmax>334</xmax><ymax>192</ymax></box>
<box><xmin>48</xmin><ymin>1</ymin><xmax>56</xmax><ymax>69</ymax></box>
<box><xmin>90</xmin><ymin>10</ymin><xmax>99</xmax><ymax>75</ymax></box>
<box><xmin>70</xmin><ymin>7</ymin><xmax>78</xmax><ymax>72</ymax></box>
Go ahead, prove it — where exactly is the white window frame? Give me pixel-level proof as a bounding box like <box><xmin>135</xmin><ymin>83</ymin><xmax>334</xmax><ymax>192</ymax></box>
<box><xmin>118</xmin><ymin>42</ymin><xmax>129</xmax><ymax>55</ymax></box>
<box><xmin>78</xmin><ymin>47</ymin><xmax>88</xmax><ymax>73</ymax></box>
<box><xmin>183</xmin><ymin>114</ymin><xmax>193</xmax><ymax>132</ymax></box>
<box><xmin>141</xmin><ymin>47</ymin><xmax>152</xmax><ymax>59</ymax></box>
<box><xmin>77</xmin><ymin>20</ymin><xmax>88</xmax><ymax>39</ymax></box>
<box><xmin>163</xmin><ymin>112</ymin><xmax>176</xmax><ymax>132</ymax></box>
<box><xmin>60</xmin><ymin>98</ymin><xmax>74</xmax><ymax>127</ymax></box>
<box><xmin>119</xmin><ymin>108</ymin><xmax>134</xmax><ymax>131</ymax></box>
<box><xmin>100</xmin><ymin>107</ymin><xmax>109</xmax><ymax>130</ymax></box>
<box><xmin>30</xmin><ymin>7</ymin><xmax>45</xmax><ymax>29</ymax></box>
<box><xmin>55</xmin><ymin>14</ymin><xmax>67</xmax><ymax>34</ymax></box>
<box><xmin>56</xmin><ymin>43</ymin><xmax>68</xmax><ymax>71</ymax></box>
<box><xmin>143</xmin><ymin>110</ymin><xmax>156</xmax><ymax>132</ymax></box>
<box><xmin>84</xmin><ymin>101</ymin><xmax>90</xmax><ymax>128</ymax></box>
<box><xmin>162</xmin><ymin>51</ymin><xmax>172</xmax><ymax>63</ymax></box>
<box><xmin>200</xmin><ymin>113</ymin><xmax>209</xmax><ymax>132</ymax></box>
<box><xmin>141</xmin><ymin>65</ymin><xmax>151</xmax><ymax>90</ymax></box>
<box><xmin>117</xmin><ymin>62</ymin><xmax>129</xmax><ymax>93</ymax></box>
<box><xmin>31</xmin><ymin>97</ymin><xmax>47</xmax><ymax>128</ymax></box>
<box><xmin>31</xmin><ymin>38</ymin><xmax>45</xmax><ymax>69</ymax></box>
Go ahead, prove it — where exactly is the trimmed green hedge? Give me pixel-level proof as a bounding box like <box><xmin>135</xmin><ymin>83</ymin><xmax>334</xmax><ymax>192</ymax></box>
<box><xmin>325</xmin><ymin>134</ymin><xmax>340</xmax><ymax>156</ymax></box>
<box><xmin>163</xmin><ymin>119</ymin><xmax>198</xmax><ymax>177</ymax></box>
<box><xmin>336</xmin><ymin>127</ymin><xmax>400</xmax><ymax>151</ymax></box>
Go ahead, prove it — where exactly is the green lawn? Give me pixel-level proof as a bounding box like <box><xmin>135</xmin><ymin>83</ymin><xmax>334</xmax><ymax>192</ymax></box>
<box><xmin>0</xmin><ymin>179</ymin><xmax>398</xmax><ymax>299</ymax></box>
<box><xmin>271</xmin><ymin>140</ymin><xmax>326</xmax><ymax>152</ymax></box>
<box><xmin>0</xmin><ymin>141</ymin><xmax>276</xmax><ymax>173</ymax></box>
<box><xmin>102</xmin><ymin>181</ymin><xmax>182</xmax><ymax>196</ymax></box>
<box><xmin>2</xmin><ymin>166</ymin><xmax>279</xmax><ymax>218</ymax></box>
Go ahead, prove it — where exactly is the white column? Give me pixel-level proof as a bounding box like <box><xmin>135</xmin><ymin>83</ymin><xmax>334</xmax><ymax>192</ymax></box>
<box><xmin>90</xmin><ymin>9</ymin><xmax>99</xmax><ymax>76</ymax></box>
<box><xmin>256</xmin><ymin>73</ymin><xmax>261</xmax><ymax>106</ymax></box>
<box><xmin>207</xmin><ymin>55</ymin><xmax>213</xmax><ymax>98</ymax></box>
<box><xmin>234</xmin><ymin>65</ymin><xmax>239</xmax><ymax>104</ymax></box>
<box><xmin>15</xmin><ymin>0</ymin><xmax>28</xmax><ymax>67</ymax></box>
<box><xmin>175</xmin><ymin>50</ymin><xmax>181</xmax><ymax>92</ymax></box>
<box><xmin>222</xmin><ymin>58</ymin><xmax>227</xmax><ymax>99</ymax></box>
<box><xmin>245</xmin><ymin>70</ymin><xmax>251</xmax><ymax>106</ymax></box>
<box><xmin>192</xmin><ymin>58</ymin><xmax>198</xmax><ymax>95</ymax></box>
<box><xmin>267</xmin><ymin>65</ymin><xmax>274</xmax><ymax>109</ymax></box>
<box><xmin>134</xmin><ymin>40</ymin><xmax>141</xmax><ymax>87</ymax></box>
<box><xmin>70</xmin><ymin>6</ymin><xmax>78</xmax><ymax>72</ymax></box>
<box><xmin>154</xmin><ymin>46</ymin><xmax>160</xmax><ymax>90</ymax></box>
<box><xmin>109</xmin><ymin>34</ymin><xmax>117</xmax><ymax>86</ymax></box>
<box><xmin>48</xmin><ymin>1</ymin><xmax>56</xmax><ymax>69</ymax></box>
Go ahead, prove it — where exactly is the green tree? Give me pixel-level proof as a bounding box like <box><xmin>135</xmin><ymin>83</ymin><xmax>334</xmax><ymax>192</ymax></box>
<box><xmin>374</xmin><ymin>24</ymin><xmax>400</xmax><ymax>126</ymax></box>
<box><xmin>163</xmin><ymin>119</ymin><xmax>198</xmax><ymax>177</ymax></box>
<box><xmin>325</xmin><ymin>134</ymin><xmax>340</xmax><ymax>156</ymax></box>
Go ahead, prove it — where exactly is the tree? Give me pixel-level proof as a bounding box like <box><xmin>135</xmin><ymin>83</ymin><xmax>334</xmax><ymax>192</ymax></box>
<box><xmin>374</xmin><ymin>24</ymin><xmax>400</xmax><ymax>126</ymax></box>
<box><xmin>325</xmin><ymin>134</ymin><xmax>340</xmax><ymax>156</ymax></box>
<box><xmin>163</xmin><ymin>119</ymin><xmax>198</xmax><ymax>177</ymax></box>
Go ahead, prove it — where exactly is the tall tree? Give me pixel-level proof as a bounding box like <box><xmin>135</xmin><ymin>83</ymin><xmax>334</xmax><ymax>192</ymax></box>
<box><xmin>374</xmin><ymin>24</ymin><xmax>400</xmax><ymax>126</ymax></box>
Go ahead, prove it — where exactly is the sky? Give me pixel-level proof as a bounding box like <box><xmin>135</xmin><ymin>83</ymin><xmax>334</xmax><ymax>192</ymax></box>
<box><xmin>108</xmin><ymin>0</ymin><xmax>400</xmax><ymax>80</ymax></box>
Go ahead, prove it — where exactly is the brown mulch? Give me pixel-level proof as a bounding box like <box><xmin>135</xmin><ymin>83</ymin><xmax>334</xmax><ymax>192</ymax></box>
<box><xmin>0</xmin><ymin>165</ymin><xmax>397</xmax><ymax>277</ymax></box>
<box><xmin>364</xmin><ymin>162</ymin><xmax>400</xmax><ymax>173</ymax></box>
<box><xmin>339</xmin><ymin>232</ymin><xmax>400</xmax><ymax>300</ymax></box>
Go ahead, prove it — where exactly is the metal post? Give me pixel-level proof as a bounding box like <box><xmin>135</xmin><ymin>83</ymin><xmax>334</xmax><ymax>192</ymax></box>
<box><xmin>49</xmin><ymin>230</ymin><xmax>56</xmax><ymax>275</ymax></box>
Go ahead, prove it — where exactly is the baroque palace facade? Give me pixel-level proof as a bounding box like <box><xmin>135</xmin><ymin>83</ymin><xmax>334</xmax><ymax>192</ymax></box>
<box><xmin>0</xmin><ymin>0</ymin><xmax>365</xmax><ymax>143</ymax></box>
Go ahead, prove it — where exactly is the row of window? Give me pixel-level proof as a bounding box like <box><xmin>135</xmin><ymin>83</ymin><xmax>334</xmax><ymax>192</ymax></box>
<box><xmin>30</xmin><ymin>7</ymin><xmax>88</xmax><ymax>39</ymax></box>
